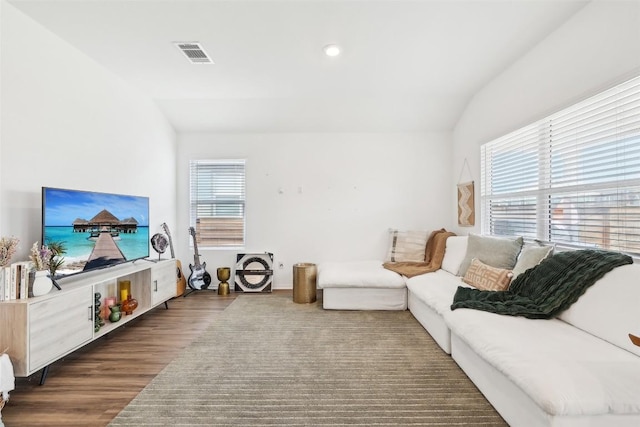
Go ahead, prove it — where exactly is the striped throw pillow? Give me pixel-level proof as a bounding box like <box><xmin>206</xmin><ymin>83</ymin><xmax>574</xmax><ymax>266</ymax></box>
<box><xmin>385</xmin><ymin>229</ymin><xmax>429</xmax><ymax>262</ymax></box>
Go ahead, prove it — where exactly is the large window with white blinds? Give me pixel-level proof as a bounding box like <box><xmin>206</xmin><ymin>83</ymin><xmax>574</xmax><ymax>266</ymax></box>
<box><xmin>481</xmin><ymin>75</ymin><xmax>640</xmax><ymax>255</ymax></box>
<box><xmin>189</xmin><ymin>159</ymin><xmax>246</xmax><ymax>248</ymax></box>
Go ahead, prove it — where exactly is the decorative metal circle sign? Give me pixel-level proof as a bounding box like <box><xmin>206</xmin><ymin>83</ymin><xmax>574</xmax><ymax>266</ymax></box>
<box><xmin>234</xmin><ymin>253</ymin><xmax>274</xmax><ymax>292</ymax></box>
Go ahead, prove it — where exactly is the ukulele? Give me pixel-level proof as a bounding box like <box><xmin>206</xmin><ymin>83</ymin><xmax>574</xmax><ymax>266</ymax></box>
<box><xmin>161</xmin><ymin>222</ymin><xmax>187</xmax><ymax>297</ymax></box>
<box><xmin>188</xmin><ymin>226</ymin><xmax>212</xmax><ymax>290</ymax></box>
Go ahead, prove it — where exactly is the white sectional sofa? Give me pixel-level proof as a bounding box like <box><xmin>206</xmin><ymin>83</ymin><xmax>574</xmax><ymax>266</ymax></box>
<box><xmin>318</xmin><ymin>235</ymin><xmax>640</xmax><ymax>427</ymax></box>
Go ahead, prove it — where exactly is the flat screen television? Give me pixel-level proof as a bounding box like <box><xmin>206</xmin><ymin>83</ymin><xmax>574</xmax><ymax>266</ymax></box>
<box><xmin>42</xmin><ymin>187</ymin><xmax>150</xmax><ymax>278</ymax></box>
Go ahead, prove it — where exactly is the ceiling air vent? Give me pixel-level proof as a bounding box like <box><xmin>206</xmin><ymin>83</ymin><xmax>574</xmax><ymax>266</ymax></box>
<box><xmin>174</xmin><ymin>42</ymin><xmax>214</xmax><ymax>64</ymax></box>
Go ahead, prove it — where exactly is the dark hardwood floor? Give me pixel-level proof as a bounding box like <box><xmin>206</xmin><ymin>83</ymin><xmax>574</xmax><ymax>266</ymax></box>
<box><xmin>1</xmin><ymin>290</ymin><xmax>247</xmax><ymax>427</ymax></box>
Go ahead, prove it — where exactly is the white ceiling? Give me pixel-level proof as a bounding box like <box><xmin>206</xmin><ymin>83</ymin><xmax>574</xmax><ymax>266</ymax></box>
<box><xmin>8</xmin><ymin>0</ymin><xmax>590</xmax><ymax>133</ymax></box>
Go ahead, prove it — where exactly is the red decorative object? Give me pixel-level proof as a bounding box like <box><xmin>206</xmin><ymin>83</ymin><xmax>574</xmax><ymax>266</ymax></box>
<box><xmin>121</xmin><ymin>294</ymin><xmax>138</xmax><ymax>315</ymax></box>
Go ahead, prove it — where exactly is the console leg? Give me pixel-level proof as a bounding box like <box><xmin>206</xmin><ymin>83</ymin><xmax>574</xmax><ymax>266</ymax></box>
<box><xmin>39</xmin><ymin>365</ymin><xmax>49</xmax><ymax>386</ymax></box>
<box><xmin>164</xmin><ymin>301</ymin><xmax>169</xmax><ymax>310</ymax></box>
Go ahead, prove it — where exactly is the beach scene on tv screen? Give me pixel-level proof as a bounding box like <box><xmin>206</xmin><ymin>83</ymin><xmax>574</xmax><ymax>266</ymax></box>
<box><xmin>43</xmin><ymin>188</ymin><xmax>149</xmax><ymax>275</ymax></box>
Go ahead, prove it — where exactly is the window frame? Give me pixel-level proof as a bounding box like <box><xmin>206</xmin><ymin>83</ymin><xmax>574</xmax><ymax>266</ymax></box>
<box><xmin>189</xmin><ymin>159</ymin><xmax>246</xmax><ymax>250</ymax></box>
<box><xmin>481</xmin><ymin>75</ymin><xmax>640</xmax><ymax>255</ymax></box>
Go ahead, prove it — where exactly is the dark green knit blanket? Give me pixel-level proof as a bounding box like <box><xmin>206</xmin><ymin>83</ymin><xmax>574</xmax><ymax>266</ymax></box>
<box><xmin>451</xmin><ymin>249</ymin><xmax>633</xmax><ymax>319</ymax></box>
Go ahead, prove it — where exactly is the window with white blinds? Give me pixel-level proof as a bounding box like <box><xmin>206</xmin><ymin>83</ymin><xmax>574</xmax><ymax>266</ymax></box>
<box><xmin>189</xmin><ymin>159</ymin><xmax>246</xmax><ymax>248</ymax></box>
<box><xmin>481</xmin><ymin>75</ymin><xmax>640</xmax><ymax>255</ymax></box>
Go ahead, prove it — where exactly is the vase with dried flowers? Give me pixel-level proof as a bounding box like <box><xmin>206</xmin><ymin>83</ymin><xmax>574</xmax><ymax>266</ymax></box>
<box><xmin>0</xmin><ymin>236</ymin><xmax>19</xmax><ymax>268</ymax></box>
<box><xmin>0</xmin><ymin>237</ymin><xmax>19</xmax><ymax>295</ymax></box>
<box><xmin>30</xmin><ymin>242</ymin><xmax>53</xmax><ymax>297</ymax></box>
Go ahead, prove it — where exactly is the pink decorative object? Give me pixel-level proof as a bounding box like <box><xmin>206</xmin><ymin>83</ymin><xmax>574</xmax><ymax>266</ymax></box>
<box><xmin>102</xmin><ymin>297</ymin><xmax>117</xmax><ymax>319</ymax></box>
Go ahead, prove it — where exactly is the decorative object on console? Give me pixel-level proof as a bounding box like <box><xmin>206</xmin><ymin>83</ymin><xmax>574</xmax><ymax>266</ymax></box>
<box><xmin>102</xmin><ymin>296</ymin><xmax>116</xmax><ymax>320</ymax></box>
<box><xmin>0</xmin><ymin>237</ymin><xmax>20</xmax><ymax>299</ymax></box>
<box><xmin>150</xmin><ymin>233</ymin><xmax>168</xmax><ymax>261</ymax></box>
<box><xmin>31</xmin><ymin>270</ymin><xmax>53</xmax><ymax>297</ymax></box>
<box><xmin>109</xmin><ymin>304</ymin><xmax>121</xmax><ymax>322</ymax></box>
<box><xmin>630</xmin><ymin>334</ymin><xmax>640</xmax><ymax>347</ymax></box>
<box><xmin>121</xmin><ymin>294</ymin><xmax>138</xmax><ymax>315</ymax></box>
<box><xmin>119</xmin><ymin>280</ymin><xmax>131</xmax><ymax>302</ymax></box>
<box><xmin>29</xmin><ymin>242</ymin><xmax>50</xmax><ymax>272</ymax></box>
<box><xmin>94</xmin><ymin>292</ymin><xmax>104</xmax><ymax>332</ymax></box>
<box><xmin>217</xmin><ymin>267</ymin><xmax>231</xmax><ymax>295</ymax></box>
<box><xmin>234</xmin><ymin>253</ymin><xmax>274</xmax><ymax>292</ymax></box>
<box><xmin>0</xmin><ymin>236</ymin><xmax>19</xmax><ymax>268</ymax></box>
<box><xmin>28</xmin><ymin>241</ymin><xmax>63</xmax><ymax>294</ymax></box>
<box><xmin>457</xmin><ymin>158</ymin><xmax>475</xmax><ymax>227</ymax></box>
<box><xmin>30</xmin><ymin>242</ymin><xmax>55</xmax><ymax>296</ymax></box>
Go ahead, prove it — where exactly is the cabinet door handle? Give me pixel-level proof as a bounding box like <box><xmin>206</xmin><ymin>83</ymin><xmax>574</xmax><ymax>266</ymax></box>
<box><xmin>154</xmin><ymin>280</ymin><xmax>158</xmax><ymax>292</ymax></box>
<box><xmin>88</xmin><ymin>306</ymin><xmax>93</xmax><ymax>321</ymax></box>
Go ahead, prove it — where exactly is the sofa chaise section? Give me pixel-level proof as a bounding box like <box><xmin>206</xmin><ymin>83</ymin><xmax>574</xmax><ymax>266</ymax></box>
<box><xmin>317</xmin><ymin>260</ymin><xmax>407</xmax><ymax>310</ymax></box>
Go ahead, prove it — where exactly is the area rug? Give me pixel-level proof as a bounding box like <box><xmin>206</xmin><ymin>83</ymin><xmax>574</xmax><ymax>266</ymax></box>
<box><xmin>109</xmin><ymin>294</ymin><xmax>506</xmax><ymax>426</ymax></box>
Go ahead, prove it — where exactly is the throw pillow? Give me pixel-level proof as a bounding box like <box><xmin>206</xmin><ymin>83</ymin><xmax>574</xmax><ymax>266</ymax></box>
<box><xmin>463</xmin><ymin>258</ymin><xmax>513</xmax><ymax>291</ymax></box>
<box><xmin>441</xmin><ymin>236</ymin><xmax>469</xmax><ymax>275</ymax></box>
<box><xmin>511</xmin><ymin>242</ymin><xmax>554</xmax><ymax>280</ymax></box>
<box><xmin>385</xmin><ymin>229</ymin><xmax>430</xmax><ymax>262</ymax></box>
<box><xmin>457</xmin><ymin>233</ymin><xmax>524</xmax><ymax>276</ymax></box>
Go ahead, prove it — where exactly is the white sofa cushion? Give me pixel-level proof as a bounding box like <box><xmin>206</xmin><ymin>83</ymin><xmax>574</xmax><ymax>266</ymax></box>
<box><xmin>559</xmin><ymin>262</ymin><xmax>640</xmax><ymax>357</ymax></box>
<box><xmin>446</xmin><ymin>309</ymin><xmax>640</xmax><ymax>416</ymax></box>
<box><xmin>317</xmin><ymin>260</ymin><xmax>405</xmax><ymax>289</ymax></box>
<box><xmin>406</xmin><ymin>270</ymin><xmax>466</xmax><ymax>316</ymax></box>
<box><xmin>441</xmin><ymin>235</ymin><xmax>468</xmax><ymax>276</ymax></box>
<box><xmin>323</xmin><ymin>287</ymin><xmax>407</xmax><ymax>310</ymax></box>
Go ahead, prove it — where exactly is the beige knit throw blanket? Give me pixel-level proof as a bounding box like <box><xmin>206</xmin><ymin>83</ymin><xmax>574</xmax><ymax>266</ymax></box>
<box><xmin>383</xmin><ymin>229</ymin><xmax>456</xmax><ymax>278</ymax></box>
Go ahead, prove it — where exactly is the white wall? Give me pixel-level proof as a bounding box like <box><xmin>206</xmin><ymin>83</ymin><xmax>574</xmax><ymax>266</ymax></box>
<box><xmin>452</xmin><ymin>0</ymin><xmax>640</xmax><ymax>235</ymax></box>
<box><xmin>177</xmin><ymin>132</ymin><xmax>453</xmax><ymax>288</ymax></box>
<box><xmin>0</xmin><ymin>1</ymin><xmax>177</xmax><ymax>262</ymax></box>
<box><xmin>0</xmin><ymin>1</ymin><xmax>3</xmax><ymax>236</ymax></box>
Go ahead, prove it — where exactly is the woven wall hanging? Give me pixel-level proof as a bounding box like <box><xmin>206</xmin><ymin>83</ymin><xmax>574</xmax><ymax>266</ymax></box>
<box><xmin>457</xmin><ymin>159</ymin><xmax>475</xmax><ymax>227</ymax></box>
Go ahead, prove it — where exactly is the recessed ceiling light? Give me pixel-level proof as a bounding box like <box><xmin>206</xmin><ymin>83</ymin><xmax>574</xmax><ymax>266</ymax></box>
<box><xmin>323</xmin><ymin>44</ymin><xmax>341</xmax><ymax>57</ymax></box>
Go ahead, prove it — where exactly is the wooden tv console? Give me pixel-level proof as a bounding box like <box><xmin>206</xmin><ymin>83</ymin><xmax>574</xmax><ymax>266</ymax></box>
<box><xmin>0</xmin><ymin>259</ymin><xmax>176</xmax><ymax>384</ymax></box>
